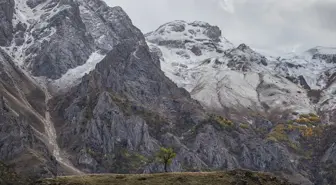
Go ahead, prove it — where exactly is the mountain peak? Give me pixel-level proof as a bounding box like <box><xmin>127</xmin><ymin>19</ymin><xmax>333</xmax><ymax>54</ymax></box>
<box><xmin>146</xmin><ymin>20</ymin><xmax>226</xmax><ymax>44</ymax></box>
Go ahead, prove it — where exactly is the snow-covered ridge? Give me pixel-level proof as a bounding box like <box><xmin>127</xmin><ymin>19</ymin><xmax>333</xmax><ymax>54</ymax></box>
<box><xmin>307</xmin><ymin>46</ymin><xmax>336</xmax><ymax>55</ymax></box>
<box><xmin>4</xmin><ymin>0</ymin><xmax>111</xmax><ymax>85</ymax></box>
<box><xmin>146</xmin><ymin>20</ymin><xmax>234</xmax><ymax>91</ymax></box>
<box><xmin>4</xmin><ymin>0</ymin><xmax>336</xmax><ymax>124</ymax></box>
<box><xmin>146</xmin><ymin>20</ymin><xmax>336</xmax><ymax>123</ymax></box>
<box><xmin>7</xmin><ymin>0</ymin><xmax>72</xmax><ymax>64</ymax></box>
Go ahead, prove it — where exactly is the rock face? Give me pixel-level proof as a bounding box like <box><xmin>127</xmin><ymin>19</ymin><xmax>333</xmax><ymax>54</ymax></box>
<box><xmin>48</xmin><ymin>17</ymin><xmax>333</xmax><ymax>185</ymax></box>
<box><xmin>146</xmin><ymin>21</ymin><xmax>336</xmax><ymax>124</ymax></box>
<box><xmin>0</xmin><ymin>0</ymin><xmax>15</xmax><ymax>46</ymax></box>
<box><xmin>0</xmin><ymin>48</ymin><xmax>55</xmax><ymax>179</ymax></box>
<box><xmin>7</xmin><ymin>0</ymin><xmax>145</xmax><ymax>80</ymax></box>
<box><xmin>0</xmin><ymin>1</ymin><xmax>336</xmax><ymax>185</ymax></box>
<box><xmin>50</xmin><ymin>35</ymin><xmax>206</xmax><ymax>173</ymax></box>
<box><xmin>25</xmin><ymin>0</ymin><xmax>95</xmax><ymax>79</ymax></box>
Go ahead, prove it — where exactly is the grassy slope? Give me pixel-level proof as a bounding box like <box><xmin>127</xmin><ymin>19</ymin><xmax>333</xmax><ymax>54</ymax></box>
<box><xmin>35</xmin><ymin>170</ymin><xmax>293</xmax><ymax>185</ymax></box>
<box><xmin>0</xmin><ymin>162</ymin><xmax>28</xmax><ymax>185</ymax></box>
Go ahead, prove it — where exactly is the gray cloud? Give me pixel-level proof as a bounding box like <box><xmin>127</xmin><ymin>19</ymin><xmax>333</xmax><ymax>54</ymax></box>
<box><xmin>312</xmin><ymin>1</ymin><xmax>336</xmax><ymax>31</ymax></box>
<box><xmin>104</xmin><ymin>0</ymin><xmax>336</xmax><ymax>55</ymax></box>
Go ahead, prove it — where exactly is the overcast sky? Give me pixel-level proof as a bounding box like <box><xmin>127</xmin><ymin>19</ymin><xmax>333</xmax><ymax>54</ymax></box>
<box><xmin>104</xmin><ymin>0</ymin><xmax>336</xmax><ymax>55</ymax></box>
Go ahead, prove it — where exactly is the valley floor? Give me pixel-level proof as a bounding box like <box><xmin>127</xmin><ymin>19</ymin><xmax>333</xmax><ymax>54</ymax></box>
<box><xmin>34</xmin><ymin>170</ymin><xmax>292</xmax><ymax>185</ymax></box>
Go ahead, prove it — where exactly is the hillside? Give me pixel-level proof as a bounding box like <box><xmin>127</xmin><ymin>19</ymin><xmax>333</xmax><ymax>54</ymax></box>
<box><xmin>0</xmin><ymin>0</ymin><xmax>336</xmax><ymax>185</ymax></box>
<box><xmin>146</xmin><ymin>20</ymin><xmax>336</xmax><ymax>124</ymax></box>
<box><xmin>0</xmin><ymin>162</ymin><xmax>28</xmax><ymax>185</ymax></box>
<box><xmin>35</xmin><ymin>170</ymin><xmax>292</xmax><ymax>185</ymax></box>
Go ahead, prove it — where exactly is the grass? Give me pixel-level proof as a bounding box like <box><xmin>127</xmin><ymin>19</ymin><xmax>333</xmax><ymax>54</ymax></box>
<box><xmin>35</xmin><ymin>170</ymin><xmax>292</xmax><ymax>185</ymax></box>
<box><xmin>0</xmin><ymin>162</ymin><xmax>28</xmax><ymax>185</ymax></box>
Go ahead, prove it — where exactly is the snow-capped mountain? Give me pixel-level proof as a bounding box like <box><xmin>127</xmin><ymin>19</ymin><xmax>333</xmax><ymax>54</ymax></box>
<box><xmin>146</xmin><ymin>20</ymin><xmax>336</xmax><ymax>124</ymax></box>
<box><xmin>1</xmin><ymin>0</ymin><xmax>144</xmax><ymax>92</ymax></box>
<box><xmin>1</xmin><ymin>1</ymin><xmax>336</xmax><ymax>184</ymax></box>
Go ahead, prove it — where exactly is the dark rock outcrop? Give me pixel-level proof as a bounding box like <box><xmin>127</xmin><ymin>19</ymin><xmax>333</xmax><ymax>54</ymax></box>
<box><xmin>26</xmin><ymin>0</ymin><xmax>46</xmax><ymax>8</ymax></box>
<box><xmin>0</xmin><ymin>0</ymin><xmax>15</xmax><ymax>46</ymax></box>
<box><xmin>0</xmin><ymin>48</ymin><xmax>55</xmax><ymax>179</ymax></box>
<box><xmin>26</xmin><ymin>0</ymin><xmax>94</xmax><ymax>79</ymax></box>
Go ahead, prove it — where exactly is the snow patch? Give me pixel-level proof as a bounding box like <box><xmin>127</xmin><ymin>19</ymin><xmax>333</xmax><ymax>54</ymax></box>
<box><xmin>51</xmin><ymin>51</ymin><xmax>105</xmax><ymax>91</ymax></box>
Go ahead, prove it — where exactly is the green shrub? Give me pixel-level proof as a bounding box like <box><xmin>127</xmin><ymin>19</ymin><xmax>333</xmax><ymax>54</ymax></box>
<box><xmin>239</xmin><ymin>123</ymin><xmax>249</xmax><ymax>129</ymax></box>
<box><xmin>156</xmin><ymin>147</ymin><xmax>176</xmax><ymax>172</ymax></box>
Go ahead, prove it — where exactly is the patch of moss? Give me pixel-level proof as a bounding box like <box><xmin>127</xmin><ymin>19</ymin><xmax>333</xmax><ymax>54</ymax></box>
<box><xmin>293</xmin><ymin>113</ymin><xmax>321</xmax><ymax>126</ymax></box>
<box><xmin>267</xmin><ymin>122</ymin><xmax>325</xmax><ymax>154</ymax></box>
<box><xmin>240</xmin><ymin>123</ymin><xmax>250</xmax><ymax>129</ymax></box>
<box><xmin>208</xmin><ymin>114</ymin><xmax>234</xmax><ymax>129</ymax></box>
<box><xmin>0</xmin><ymin>161</ymin><xmax>29</xmax><ymax>185</ymax></box>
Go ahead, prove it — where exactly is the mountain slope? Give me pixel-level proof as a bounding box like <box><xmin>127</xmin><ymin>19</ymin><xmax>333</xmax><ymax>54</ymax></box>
<box><xmin>0</xmin><ymin>48</ymin><xmax>56</xmax><ymax>179</ymax></box>
<box><xmin>146</xmin><ymin>21</ymin><xmax>336</xmax><ymax>124</ymax></box>
<box><xmin>0</xmin><ymin>1</ymin><xmax>336</xmax><ymax>185</ymax></box>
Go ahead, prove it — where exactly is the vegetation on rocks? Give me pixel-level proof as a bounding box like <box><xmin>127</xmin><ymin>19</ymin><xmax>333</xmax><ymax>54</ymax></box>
<box><xmin>0</xmin><ymin>162</ymin><xmax>29</xmax><ymax>185</ymax></box>
<box><xmin>294</xmin><ymin>113</ymin><xmax>321</xmax><ymax>126</ymax></box>
<box><xmin>208</xmin><ymin>114</ymin><xmax>234</xmax><ymax>129</ymax></box>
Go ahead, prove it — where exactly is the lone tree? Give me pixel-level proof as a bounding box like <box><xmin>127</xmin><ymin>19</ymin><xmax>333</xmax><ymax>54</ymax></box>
<box><xmin>156</xmin><ymin>147</ymin><xmax>176</xmax><ymax>172</ymax></box>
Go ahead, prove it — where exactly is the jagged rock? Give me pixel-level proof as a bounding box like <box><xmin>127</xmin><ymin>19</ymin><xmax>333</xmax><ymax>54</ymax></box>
<box><xmin>14</xmin><ymin>31</ymin><xmax>25</xmax><ymax>46</ymax></box>
<box><xmin>147</xmin><ymin>21</ymin><xmax>336</xmax><ymax>125</ymax></box>
<box><xmin>15</xmin><ymin>22</ymin><xmax>27</xmax><ymax>32</ymax></box>
<box><xmin>191</xmin><ymin>45</ymin><xmax>202</xmax><ymax>56</ymax></box>
<box><xmin>51</xmin><ymin>25</ymin><xmax>206</xmax><ymax>173</ymax></box>
<box><xmin>169</xmin><ymin>21</ymin><xmax>186</xmax><ymax>32</ymax></box>
<box><xmin>148</xmin><ymin>44</ymin><xmax>163</xmax><ymax>67</ymax></box>
<box><xmin>0</xmin><ymin>0</ymin><xmax>15</xmax><ymax>46</ymax></box>
<box><xmin>79</xmin><ymin>0</ymin><xmax>144</xmax><ymax>52</ymax></box>
<box><xmin>26</xmin><ymin>0</ymin><xmax>47</xmax><ymax>8</ymax></box>
<box><xmin>1</xmin><ymin>1</ymin><xmax>336</xmax><ymax>185</ymax></box>
<box><xmin>203</xmin><ymin>24</ymin><xmax>221</xmax><ymax>41</ymax></box>
<box><xmin>0</xmin><ymin>48</ymin><xmax>55</xmax><ymax>179</ymax></box>
<box><xmin>25</xmin><ymin>0</ymin><xmax>94</xmax><ymax>79</ymax></box>
<box><xmin>298</xmin><ymin>75</ymin><xmax>311</xmax><ymax>90</ymax></box>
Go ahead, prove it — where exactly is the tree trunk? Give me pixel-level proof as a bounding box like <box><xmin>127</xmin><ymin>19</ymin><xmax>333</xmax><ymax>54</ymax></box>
<box><xmin>164</xmin><ymin>162</ymin><xmax>168</xmax><ymax>172</ymax></box>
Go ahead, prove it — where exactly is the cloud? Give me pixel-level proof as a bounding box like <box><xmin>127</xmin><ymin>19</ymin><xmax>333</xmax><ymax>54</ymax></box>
<box><xmin>218</xmin><ymin>0</ymin><xmax>235</xmax><ymax>13</ymax></box>
<box><xmin>311</xmin><ymin>0</ymin><xmax>336</xmax><ymax>31</ymax></box>
<box><xmin>104</xmin><ymin>0</ymin><xmax>336</xmax><ymax>55</ymax></box>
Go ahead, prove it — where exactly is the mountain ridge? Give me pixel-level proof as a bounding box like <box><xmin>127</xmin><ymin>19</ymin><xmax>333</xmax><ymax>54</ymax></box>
<box><xmin>145</xmin><ymin>20</ymin><xmax>336</xmax><ymax>125</ymax></box>
<box><xmin>0</xmin><ymin>1</ymin><xmax>336</xmax><ymax>185</ymax></box>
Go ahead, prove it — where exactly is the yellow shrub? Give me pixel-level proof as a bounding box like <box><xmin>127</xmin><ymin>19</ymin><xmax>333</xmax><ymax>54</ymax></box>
<box><xmin>267</xmin><ymin>124</ymin><xmax>288</xmax><ymax>142</ymax></box>
<box><xmin>308</xmin><ymin>113</ymin><xmax>318</xmax><ymax>117</ymax></box>
<box><xmin>309</xmin><ymin>116</ymin><xmax>320</xmax><ymax>122</ymax></box>
<box><xmin>300</xmin><ymin>114</ymin><xmax>310</xmax><ymax>118</ymax></box>
<box><xmin>301</xmin><ymin>127</ymin><xmax>314</xmax><ymax>137</ymax></box>
<box><xmin>295</xmin><ymin>118</ymin><xmax>311</xmax><ymax>124</ymax></box>
<box><xmin>212</xmin><ymin>115</ymin><xmax>234</xmax><ymax>127</ymax></box>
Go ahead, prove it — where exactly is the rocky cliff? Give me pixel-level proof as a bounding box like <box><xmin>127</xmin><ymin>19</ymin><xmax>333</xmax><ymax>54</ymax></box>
<box><xmin>0</xmin><ymin>0</ymin><xmax>335</xmax><ymax>185</ymax></box>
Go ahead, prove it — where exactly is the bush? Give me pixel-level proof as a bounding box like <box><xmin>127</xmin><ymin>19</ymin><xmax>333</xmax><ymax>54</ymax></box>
<box><xmin>287</xmin><ymin>120</ymin><xmax>294</xmax><ymax>124</ymax></box>
<box><xmin>295</xmin><ymin>118</ymin><xmax>311</xmax><ymax>124</ymax></box>
<box><xmin>214</xmin><ymin>115</ymin><xmax>233</xmax><ymax>127</ymax></box>
<box><xmin>309</xmin><ymin>116</ymin><xmax>320</xmax><ymax>123</ymax></box>
<box><xmin>267</xmin><ymin>124</ymin><xmax>289</xmax><ymax>142</ymax></box>
<box><xmin>300</xmin><ymin>114</ymin><xmax>310</xmax><ymax>118</ymax></box>
<box><xmin>240</xmin><ymin>123</ymin><xmax>249</xmax><ymax>129</ymax></box>
<box><xmin>308</xmin><ymin>113</ymin><xmax>318</xmax><ymax>117</ymax></box>
<box><xmin>208</xmin><ymin>114</ymin><xmax>234</xmax><ymax>129</ymax></box>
